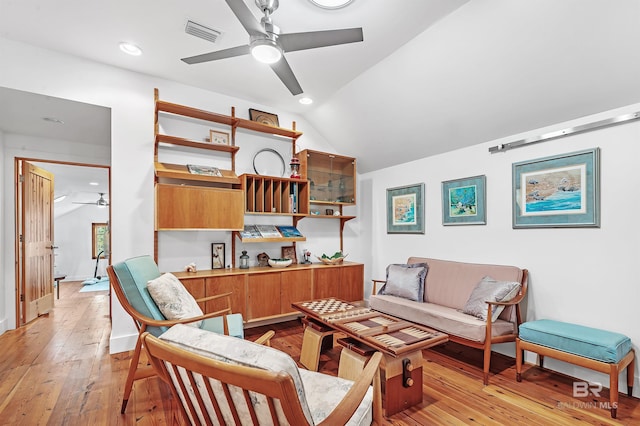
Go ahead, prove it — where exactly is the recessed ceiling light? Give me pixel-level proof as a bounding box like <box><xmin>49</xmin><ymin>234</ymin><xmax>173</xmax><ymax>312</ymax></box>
<box><xmin>308</xmin><ymin>0</ymin><xmax>354</xmax><ymax>9</ymax></box>
<box><xmin>54</xmin><ymin>195</ymin><xmax>66</xmax><ymax>203</ymax></box>
<box><xmin>42</xmin><ymin>117</ymin><xmax>65</xmax><ymax>124</ymax></box>
<box><xmin>299</xmin><ymin>97</ymin><xmax>313</xmax><ymax>105</ymax></box>
<box><xmin>89</xmin><ymin>182</ymin><xmax>99</xmax><ymax>186</ymax></box>
<box><xmin>119</xmin><ymin>42</ymin><xmax>142</xmax><ymax>56</ymax></box>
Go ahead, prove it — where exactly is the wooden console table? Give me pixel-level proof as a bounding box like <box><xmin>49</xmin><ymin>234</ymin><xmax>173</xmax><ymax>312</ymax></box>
<box><xmin>292</xmin><ymin>298</ymin><xmax>448</xmax><ymax>416</ymax></box>
<box><xmin>174</xmin><ymin>262</ymin><xmax>364</xmax><ymax>324</ymax></box>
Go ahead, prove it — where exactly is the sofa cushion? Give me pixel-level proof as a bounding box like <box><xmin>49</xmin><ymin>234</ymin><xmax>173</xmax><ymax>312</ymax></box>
<box><xmin>369</xmin><ymin>294</ymin><xmax>516</xmax><ymax>343</ymax></box>
<box><xmin>378</xmin><ymin>263</ymin><xmax>427</xmax><ymax>302</ymax></box>
<box><xmin>407</xmin><ymin>257</ymin><xmax>523</xmax><ymax>321</ymax></box>
<box><xmin>147</xmin><ymin>273</ymin><xmax>204</xmax><ymax>328</ymax></box>
<box><xmin>462</xmin><ymin>276</ymin><xmax>521</xmax><ymax>322</ymax></box>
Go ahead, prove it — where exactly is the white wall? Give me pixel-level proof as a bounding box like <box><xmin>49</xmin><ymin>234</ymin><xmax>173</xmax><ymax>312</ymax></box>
<box><xmin>360</xmin><ymin>103</ymin><xmax>640</xmax><ymax>395</ymax></box>
<box><xmin>55</xmin><ymin>206</ymin><xmax>109</xmax><ymax>281</ymax></box>
<box><xmin>0</xmin><ymin>37</ymin><xmax>341</xmax><ymax>353</ymax></box>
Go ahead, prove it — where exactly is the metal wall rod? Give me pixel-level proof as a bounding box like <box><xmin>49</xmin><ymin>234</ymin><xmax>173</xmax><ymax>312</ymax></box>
<box><xmin>488</xmin><ymin>111</ymin><xmax>640</xmax><ymax>153</ymax></box>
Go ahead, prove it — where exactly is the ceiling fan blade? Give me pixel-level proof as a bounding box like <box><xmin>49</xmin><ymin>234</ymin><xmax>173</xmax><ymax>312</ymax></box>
<box><xmin>270</xmin><ymin>56</ymin><xmax>303</xmax><ymax>96</ymax></box>
<box><xmin>225</xmin><ymin>0</ymin><xmax>266</xmax><ymax>37</ymax></box>
<box><xmin>279</xmin><ymin>28</ymin><xmax>363</xmax><ymax>53</ymax></box>
<box><xmin>181</xmin><ymin>45</ymin><xmax>251</xmax><ymax>64</ymax></box>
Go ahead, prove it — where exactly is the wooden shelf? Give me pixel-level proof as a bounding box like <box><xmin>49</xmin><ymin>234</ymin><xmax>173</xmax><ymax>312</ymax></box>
<box><xmin>155</xmin><ymin>162</ymin><xmax>240</xmax><ymax>185</ymax></box>
<box><xmin>156</xmin><ymin>134</ymin><xmax>240</xmax><ymax>154</ymax></box>
<box><xmin>233</xmin><ymin>231</ymin><xmax>306</xmax><ymax>243</ymax></box>
<box><xmin>236</xmin><ymin>117</ymin><xmax>302</xmax><ymax>140</ymax></box>
<box><xmin>156</xmin><ymin>100</ymin><xmax>235</xmax><ymax>126</ymax></box>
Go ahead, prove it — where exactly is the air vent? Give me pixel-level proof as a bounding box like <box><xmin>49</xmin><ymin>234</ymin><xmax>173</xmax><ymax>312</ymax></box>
<box><xmin>185</xmin><ymin>20</ymin><xmax>222</xmax><ymax>44</ymax></box>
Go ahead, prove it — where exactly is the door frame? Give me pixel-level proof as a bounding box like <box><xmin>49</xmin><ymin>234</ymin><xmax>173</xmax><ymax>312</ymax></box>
<box><xmin>14</xmin><ymin>157</ymin><xmax>111</xmax><ymax>327</ymax></box>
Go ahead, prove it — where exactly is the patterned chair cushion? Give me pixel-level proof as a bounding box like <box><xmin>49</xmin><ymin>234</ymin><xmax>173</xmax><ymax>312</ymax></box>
<box><xmin>160</xmin><ymin>324</ymin><xmax>314</xmax><ymax>424</ymax></box>
<box><xmin>160</xmin><ymin>324</ymin><xmax>373</xmax><ymax>425</ymax></box>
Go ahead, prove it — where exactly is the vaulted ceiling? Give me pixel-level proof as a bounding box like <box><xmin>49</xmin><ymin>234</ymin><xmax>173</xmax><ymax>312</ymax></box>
<box><xmin>1</xmin><ymin>0</ymin><xmax>639</xmax><ymax>173</ymax></box>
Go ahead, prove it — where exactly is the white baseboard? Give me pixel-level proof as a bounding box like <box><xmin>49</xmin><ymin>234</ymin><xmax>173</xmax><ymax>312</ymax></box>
<box><xmin>109</xmin><ymin>332</ymin><xmax>138</xmax><ymax>354</ymax></box>
<box><xmin>0</xmin><ymin>317</ymin><xmax>7</xmax><ymax>336</ymax></box>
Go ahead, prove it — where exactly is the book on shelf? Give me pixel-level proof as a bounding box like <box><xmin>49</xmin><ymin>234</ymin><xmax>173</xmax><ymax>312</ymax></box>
<box><xmin>239</xmin><ymin>225</ymin><xmax>262</xmax><ymax>239</ymax></box>
<box><xmin>276</xmin><ymin>225</ymin><xmax>303</xmax><ymax>238</ymax></box>
<box><xmin>256</xmin><ymin>224</ymin><xmax>282</xmax><ymax>238</ymax></box>
<box><xmin>186</xmin><ymin>164</ymin><xmax>222</xmax><ymax>177</ymax></box>
<box><xmin>290</xmin><ymin>182</ymin><xmax>298</xmax><ymax>213</ymax></box>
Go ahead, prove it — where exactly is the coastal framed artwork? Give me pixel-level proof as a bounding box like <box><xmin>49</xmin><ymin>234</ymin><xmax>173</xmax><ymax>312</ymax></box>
<box><xmin>386</xmin><ymin>183</ymin><xmax>425</xmax><ymax>234</ymax></box>
<box><xmin>512</xmin><ymin>148</ymin><xmax>600</xmax><ymax>228</ymax></box>
<box><xmin>442</xmin><ymin>175</ymin><xmax>486</xmax><ymax>225</ymax></box>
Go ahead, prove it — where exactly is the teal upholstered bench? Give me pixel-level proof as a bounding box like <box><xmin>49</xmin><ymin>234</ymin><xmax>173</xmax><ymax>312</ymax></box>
<box><xmin>516</xmin><ymin>319</ymin><xmax>635</xmax><ymax>418</ymax></box>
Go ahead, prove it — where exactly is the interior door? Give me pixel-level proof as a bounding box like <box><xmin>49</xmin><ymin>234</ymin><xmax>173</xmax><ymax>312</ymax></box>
<box><xmin>19</xmin><ymin>161</ymin><xmax>55</xmax><ymax>324</ymax></box>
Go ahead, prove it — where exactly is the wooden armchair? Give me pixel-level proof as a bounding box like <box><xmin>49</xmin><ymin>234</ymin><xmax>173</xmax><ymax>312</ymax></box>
<box><xmin>107</xmin><ymin>255</ymin><xmax>274</xmax><ymax>413</ymax></box>
<box><xmin>143</xmin><ymin>324</ymin><xmax>383</xmax><ymax>425</ymax></box>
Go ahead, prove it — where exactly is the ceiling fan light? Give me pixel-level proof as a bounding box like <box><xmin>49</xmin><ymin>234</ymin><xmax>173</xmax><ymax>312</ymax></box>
<box><xmin>251</xmin><ymin>40</ymin><xmax>282</xmax><ymax>64</ymax></box>
<box><xmin>308</xmin><ymin>0</ymin><xmax>354</xmax><ymax>9</ymax></box>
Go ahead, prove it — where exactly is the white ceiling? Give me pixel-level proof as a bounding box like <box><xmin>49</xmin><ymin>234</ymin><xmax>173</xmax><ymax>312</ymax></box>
<box><xmin>1</xmin><ymin>0</ymin><xmax>639</xmax><ymax>174</ymax></box>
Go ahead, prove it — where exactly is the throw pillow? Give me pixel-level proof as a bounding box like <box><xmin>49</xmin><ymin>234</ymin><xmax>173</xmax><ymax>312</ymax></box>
<box><xmin>462</xmin><ymin>276</ymin><xmax>521</xmax><ymax>322</ymax></box>
<box><xmin>147</xmin><ymin>273</ymin><xmax>203</xmax><ymax>328</ymax></box>
<box><xmin>378</xmin><ymin>263</ymin><xmax>428</xmax><ymax>302</ymax></box>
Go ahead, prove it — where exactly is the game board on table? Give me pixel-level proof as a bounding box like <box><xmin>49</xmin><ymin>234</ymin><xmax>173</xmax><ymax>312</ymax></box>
<box><xmin>293</xmin><ymin>298</ymin><xmax>448</xmax><ymax>356</ymax></box>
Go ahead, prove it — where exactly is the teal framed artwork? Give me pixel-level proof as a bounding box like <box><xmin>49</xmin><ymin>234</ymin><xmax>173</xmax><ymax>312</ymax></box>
<box><xmin>442</xmin><ymin>175</ymin><xmax>486</xmax><ymax>225</ymax></box>
<box><xmin>386</xmin><ymin>183</ymin><xmax>425</xmax><ymax>234</ymax></box>
<box><xmin>512</xmin><ymin>148</ymin><xmax>600</xmax><ymax>228</ymax></box>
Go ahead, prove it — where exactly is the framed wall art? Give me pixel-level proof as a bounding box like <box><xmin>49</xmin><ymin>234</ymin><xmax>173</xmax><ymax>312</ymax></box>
<box><xmin>512</xmin><ymin>148</ymin><xmax>600</xmax><ymax>228</ymax></box>
<box><xmin>211</xmin><ymin>243</ymin><xmax>225</xmax><ymax>269</ymax></box>
<box><xmin>386</xmin><ymin>183</ymin><xmax>425</xmax><ymax>234</ymax></box>
<box><xmin>209</xmin><ymin>130</ymin><xmax>230</xmax><ymax>145</ymax></box>
<box><xmin>441</xmin><ymin>175</ymin><xmax>486</xmax><ymax>225</ymax></box>
<box><xmin>281</xmin><ymin>246</ymin><xmax>297</xmax><ymax>264</ymax></box>
<box><xmin>249</xmin><ymin>108</ymin><xmax>279</xmax><ymax>127</ymax></box>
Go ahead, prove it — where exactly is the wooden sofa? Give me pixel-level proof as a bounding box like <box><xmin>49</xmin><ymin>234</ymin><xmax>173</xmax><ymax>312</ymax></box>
<box><xmin>370</xmin><ymin>257</ymin><xmax>528</xmax><ymax>385</ymax></box>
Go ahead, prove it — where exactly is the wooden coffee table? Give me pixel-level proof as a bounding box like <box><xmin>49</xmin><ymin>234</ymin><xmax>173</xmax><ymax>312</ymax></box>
<box><xmin>292</xmin><ymin>298</ymin><xmax>448</xmax><ymax>416</ymax></box>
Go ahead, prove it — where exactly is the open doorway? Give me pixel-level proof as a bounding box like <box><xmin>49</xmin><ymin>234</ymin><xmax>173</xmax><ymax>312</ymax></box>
<box><xmin>15</xmin><ymin>159</ymin><xmax>111</xmax><ymax>327</ymax></box>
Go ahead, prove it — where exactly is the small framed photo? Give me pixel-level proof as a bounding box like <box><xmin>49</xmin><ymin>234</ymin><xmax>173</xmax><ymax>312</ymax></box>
<box><xmin>209</xmin><ymin>130</ymin><xmax>230</xmax><ymax>145</ymax></box>
<box><xmin>442</xmin><ymin>175</ymin><xmax>486</xmax><ymax>225</ymax></box>
<box><xmin>281</xmin><ymin>246</ymin><xmax>297</xmax><ymax>264</ymax></box>
<box><xmin>386</xmin><ymin>183</ymin><xmax>425</xmax><ymax>234</ymax></box>
<box><xmin>512</xmin><ymin>148</ymin><xmax>600</xmax><ymax>228</ymax></box>
<box><xmin>249</xmin><ymin>108</ymin><xmax>279</xmax><ymax>127</ymax></box>
<box><xmin>211</xmin><ymin>243</ymin><xmax>225</xmax><ymax>269</ymax></box>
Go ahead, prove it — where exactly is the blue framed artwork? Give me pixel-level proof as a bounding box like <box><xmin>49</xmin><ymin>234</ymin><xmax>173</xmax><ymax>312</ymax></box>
<box><xmin>442</xmin><ymin>175</ymin><xmax>486</xmax><ymax>225</ymax></box>
<box><xmin>512</xmin><ymin>148</ymin><xmax>600</xmax><ymax>228</ymax></box>
<box><xmin>386</xmin><ymin>183</ymin><xmax>425</xmax><ymax>234</ymax></box>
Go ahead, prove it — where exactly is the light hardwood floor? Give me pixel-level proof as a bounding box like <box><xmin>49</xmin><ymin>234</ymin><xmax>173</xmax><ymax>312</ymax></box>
<box><xmin>0</xmin><ymin>280</ymin><xmax>638</xmax><ymax>425</ymax></box>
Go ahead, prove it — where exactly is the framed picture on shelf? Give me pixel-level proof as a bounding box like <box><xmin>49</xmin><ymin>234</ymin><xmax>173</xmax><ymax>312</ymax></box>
<box><xmin>442</xmin><ymin>175</ymin><xmax>486</xmax><ymax>225</ymax></box>
<box><xmin>211</xmin><ymin>243</ymin><xmax>225</xmax><ymax>269</ymax></box>
<box><xmin>386</xmin><ymin>183</ymin><xmax>425</xmax><ymax>234</ymax></box>
<box><xmin>512</xmin><ymin>148</ymin><xmax>600</xmax><ymax>228</ymax></box>
<box><xmin>249</xmin><ymin>108</ymin><xmax>279</xmax><ymax>127</ymax></box>
<box><xmin>281</xmin><ymin>246</ymin><xmax>297</xmax><ymax>264</ymax></box>
<box><xmin>209</xmin><ymin>130</ymin><xmax>230</xmax><ymax>145</ymax></box>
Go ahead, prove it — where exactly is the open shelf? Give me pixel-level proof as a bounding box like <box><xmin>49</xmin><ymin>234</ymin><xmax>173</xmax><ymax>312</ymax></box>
<box><xmin>156</xmin><ymin>134</ymin><xmax>240</xmax><ymax>154</ymax></box>
<box><xmin>155</xmin><ymin>162</ymin><xmax>240</xmax><ymax>185</ymax></box>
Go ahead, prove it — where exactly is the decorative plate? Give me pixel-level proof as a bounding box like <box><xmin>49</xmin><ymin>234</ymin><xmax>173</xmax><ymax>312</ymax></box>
<box><xmin>253</xmin><ymin>148</ymin><xmax>285</xmax><ymax>177</ymax></box>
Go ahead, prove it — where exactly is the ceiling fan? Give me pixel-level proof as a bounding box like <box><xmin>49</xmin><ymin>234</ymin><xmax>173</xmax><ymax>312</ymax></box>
<box><xmin>181</xmin><ymin>0</ymin><xmax>364</xmax><ymax>95</ymax></box>
<box><xmin>73</xmin><ymin>193</ymin><xmax>109</xmax><ymax>207</ymax></box>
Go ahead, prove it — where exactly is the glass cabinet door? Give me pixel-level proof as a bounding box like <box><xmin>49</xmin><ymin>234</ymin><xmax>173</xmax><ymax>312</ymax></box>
<box><xmin>300</xmin><ymin>150</ymin><xmax>355</xmax><ymax>206</ymax></box>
